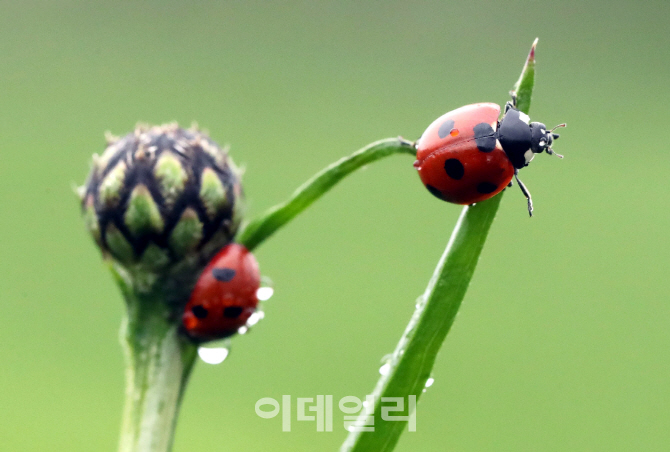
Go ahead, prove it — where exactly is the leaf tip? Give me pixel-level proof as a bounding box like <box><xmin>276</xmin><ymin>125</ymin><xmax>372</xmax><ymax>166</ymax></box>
<box><xmin>528</xmin><ymin>38</ymin><xmax>538</xmax><ymax>63</ymax></box>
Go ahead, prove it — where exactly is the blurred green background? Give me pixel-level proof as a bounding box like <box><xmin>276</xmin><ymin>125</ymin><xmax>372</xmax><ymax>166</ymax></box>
<box><xmin>1</xmin><ymin>0</ymin><xmax>669</xmax><ymax>450</ymax></box>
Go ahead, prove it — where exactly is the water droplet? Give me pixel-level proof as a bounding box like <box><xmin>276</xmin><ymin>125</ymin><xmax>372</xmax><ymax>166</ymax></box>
<box><xmin>256</xmin><ymin>287</ymin><xmax>274</xmax><ymax>301</ymax></box>
<box><xmin>379</xmin><ymin>362</ymin><xmax>391</xmax><ymax>376</ymax></box>
<box><xmin>380</xmin><ymin>353</ymin><xmax>392</xmax><ymax>363</ymax></box>
<box><xmin>425</xmin><ymin>377</ymin><xmax>435</xmax><ymax>388</ymax></box>
<box><xmin>246</xmin><ymin>309</ymin><xmax>265</xmax><ymax>327</ymax></box>
<box><xmin>198</xmin><ymin>346</ymin><xmax>229</xmax><ymax>365</ymax></box>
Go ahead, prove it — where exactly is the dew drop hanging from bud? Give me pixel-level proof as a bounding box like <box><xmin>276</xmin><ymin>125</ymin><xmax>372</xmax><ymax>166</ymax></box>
<box><xmin>257</xmin><ymin>276</ymin><xmax>274</xmax><ymax>301</ymax></box>
<box><xmin>256</xmin><ymin>287</ymin><xmax>274</xmax><ymax>301</ymax></box>
<box><xmin>246</xmin><ymin>309</ymin><xmax>265</xmax><ymax>327</ymax></box>
<box><xmin>198</xmin><ymin>339</ymin><xmax>232</xmax><ymax>365</ymax></box>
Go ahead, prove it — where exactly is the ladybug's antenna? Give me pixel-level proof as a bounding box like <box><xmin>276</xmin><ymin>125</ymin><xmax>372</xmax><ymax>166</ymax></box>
<box><xmin>547</xmin><ymin>123</ymin><xmax>566</xmax><ymax>158</ymax></box>
<box><xmin>546</xmin><ymin>147</ymin><xmax>564</xmax><ymax>159</ymax></box>
<box><xmin>550</xmin><ymin>123</ymin><xmax>567</xmax><ymax>132</ymax></box>
<box><xmin>550</xmin><ymin>123</ymin><xmax>567</xmax><ymax>140</ymax></box>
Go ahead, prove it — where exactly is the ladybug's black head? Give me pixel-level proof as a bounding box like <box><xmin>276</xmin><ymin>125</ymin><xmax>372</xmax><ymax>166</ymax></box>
<box><xmin>530</xmin><ymin>122</ymin><xmax>565</xmax><ymax>157</ymax></box>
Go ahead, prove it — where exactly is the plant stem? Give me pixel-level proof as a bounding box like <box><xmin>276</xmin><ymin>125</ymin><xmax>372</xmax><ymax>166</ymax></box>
<box><xmin>114</xmin><ymin>267</ymin><xmax>198</xmax><ymax>452</ymax></box>
<box><xmin>237</xmin><ymin>137</ymin><xmax>415</xmax><ymax>251</ymax></box>
<box><xmin>341</xmin><ymin>38</ymin><xmax>537</xmax><ymax>452</ymax></box>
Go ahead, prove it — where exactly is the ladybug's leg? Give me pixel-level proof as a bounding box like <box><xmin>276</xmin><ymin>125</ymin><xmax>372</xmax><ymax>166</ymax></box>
<box><xmin>514</xmin><ymin>169</ymin><xmax>533</xmax><ymax>217</ymax></box>
<box><xmin>504</xmin><ymin>101</ymin><xmax>515</xmax><ymax>114</ymax></box>
<box><xmin>397</xmin><ymin>136</ymin><xmax>416</xmax><ymax>148</ymax></box>
<box><xmin>505</xmin><ymin>91</ymin><xmax>518</xmax><ymax>113</ymax></box>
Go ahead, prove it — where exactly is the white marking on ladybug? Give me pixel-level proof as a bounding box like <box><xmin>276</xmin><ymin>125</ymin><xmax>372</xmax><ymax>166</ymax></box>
<box><xmin>539</xmin><ymin>139</ymin><xmax>546</xmax><ymax>147</ymax></box>
<box><xmin>519</xmin><ymin>112</ymin><xmax>530</xmax><ymax>124</ymax></box>
<box><xmin>524</xmin><ymin>149</ymin><xmax>535</xmax><ymax>164</ymax></box>
<box><xmin>173</xmin><ymin>143</ymin><xmax>186</xmax><ymax>156</ymax></box>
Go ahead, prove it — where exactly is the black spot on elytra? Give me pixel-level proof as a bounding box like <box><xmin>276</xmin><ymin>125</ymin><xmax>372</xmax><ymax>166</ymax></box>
<box><xmin>477</xmin><ymin>182</ymin><xmax>498</xmax><ymax>194</ymax></box>
<box><xmin>444</xmin><ymin>158</ymin><xmax>464</xmax><ymax>180</ymax></box>
<box><xmin>223</xmin><ymin>306</ymin><xmax>244</xmax><ymax>318</ymax></box>
<box><xmin>212</xmin><ymin>267</ymin><xmax>236</xmax><ymax>282</ymax></box>
<box><xmin>473</xmin><ymin>123</ymin><xmax>496</xmax><ymax>153</ymax></box>
<box><xmin>425</xmin><ymin>184</ymin><xmax>443</xmax><ymax>200</ymax></box>
<box><xmin>192</xmin><ymin>305</ymin><xmax>208</xmax><ymax>319</ymax></box>
<box><xmin>438</xmin><ymin>119</ymin><xmax>455</xmax><ymax>139</ymax></box>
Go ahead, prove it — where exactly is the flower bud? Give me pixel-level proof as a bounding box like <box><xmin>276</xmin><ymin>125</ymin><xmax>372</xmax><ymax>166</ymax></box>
<box><xmin>80</xmin><ymin>123</ymin><xmax>244</xmax><ymax>279</ymax></box>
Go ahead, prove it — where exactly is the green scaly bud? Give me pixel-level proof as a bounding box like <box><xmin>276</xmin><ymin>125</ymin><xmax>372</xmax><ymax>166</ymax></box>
<box><xmin>80</xmin><ymin>123</ymin><xmax>244</xmax><ymax>295</ymax></box>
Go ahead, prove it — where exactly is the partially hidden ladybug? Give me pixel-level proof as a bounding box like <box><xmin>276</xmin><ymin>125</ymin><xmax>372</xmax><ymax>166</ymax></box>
<box><xmin>182</xmin><ymin>243</ymin><xmax>260</xmax><ymax>341</ymax></box>
<box><xmin>414</xmin><ymin>95</ymin><xmax>565</xmax><ymax>216</ymax></box>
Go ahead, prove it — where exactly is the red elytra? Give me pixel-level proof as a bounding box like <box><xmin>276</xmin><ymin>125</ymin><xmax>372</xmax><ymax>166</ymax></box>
<box><xmin>182</xmin><ymin>243</ymin><xmax>260</xmax><ymax>340</ymax></box>
<box><xmin>414</xmin><ymin>103</ymin><xmax>514</xmax><ymax>205</ymax></box>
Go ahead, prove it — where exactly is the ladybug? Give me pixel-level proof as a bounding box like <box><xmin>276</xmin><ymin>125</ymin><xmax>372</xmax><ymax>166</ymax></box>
<box><xmin>414</xmin><ymin>96</ymin><xmax>564</xmax><ymax>216</ymax></box>
<box><xmin>182</xmin><ymin>243</ymin><xmax>260</xmax><ymax>341</ymax></box>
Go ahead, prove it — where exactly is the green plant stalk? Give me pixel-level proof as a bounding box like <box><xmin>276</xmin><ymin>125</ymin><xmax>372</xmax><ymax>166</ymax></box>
<box><xmin>112</xmin><ymin>264</ymin><xmax>198</xmax><ymax>452</ymax></box>
<box><xmin>341</xmin><ymin>38</ymin><xmax>537</xmax><ymax>452</ymax></box>
<box><xmin>237</xmin><ymin>137</ymin><xmax>416</xmax><ymax>251</ymax></box>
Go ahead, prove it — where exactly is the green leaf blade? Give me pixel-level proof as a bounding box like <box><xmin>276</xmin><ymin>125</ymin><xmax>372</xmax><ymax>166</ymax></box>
<box><xmin>513</xmin><ymin>37</ymin><xmax>537</xmax><ymax>115</ymax></box>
